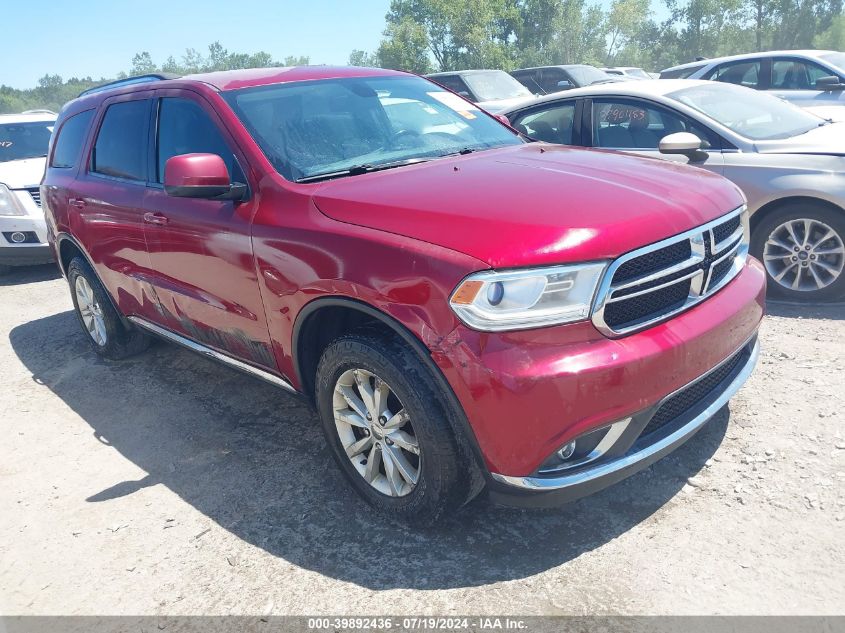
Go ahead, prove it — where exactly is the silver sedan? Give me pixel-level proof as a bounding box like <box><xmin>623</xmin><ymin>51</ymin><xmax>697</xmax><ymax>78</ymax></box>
<box><xmin>502</xmin><ymin>79</ymin><xmax>845</xmax><ymax>302</ymax></box>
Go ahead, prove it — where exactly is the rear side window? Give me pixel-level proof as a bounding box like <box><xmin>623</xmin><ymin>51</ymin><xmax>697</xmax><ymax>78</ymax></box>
<box><xmin>92</xmin><ymin>100</ymin><xmax>150</xmax><ymax>181</ymax></box>
<box><xmin>156</xmin><ymin>98</ymin><xmax>233</xmax><ymax>182</ymax></box>
<box><xmin>51</xmin><ymin>110</ymin><xmax>94</xmax><ymax>168</ymax></box>
<box><xmin>706</xmin><ymin>60</ymin><xmax>762</xmax><ymax>89</ymax></box>
<box><xmin>660</xmin><ymin>64</ymin><xmax>705</xmax><ymax>79</ymax></box>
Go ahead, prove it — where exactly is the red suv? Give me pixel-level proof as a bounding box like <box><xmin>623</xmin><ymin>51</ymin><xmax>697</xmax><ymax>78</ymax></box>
<box><xmin>42</xmin><ymin>67</ymin><xmax>765</xmax><ymax>524</ymax></box>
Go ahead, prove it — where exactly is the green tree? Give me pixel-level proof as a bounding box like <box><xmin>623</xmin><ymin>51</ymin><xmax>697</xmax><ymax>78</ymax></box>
<box><xmin>815</xmin><ymin>13</ymin><xmax>845</xmax><ymax>48</ymax></box>
<box><xmin>348</xmin><ymin>49</ymin><xmax>380</xmax><ymax>67</ymax></box>
<box><xmin>130</xmin><ymin>52</ymin><xmax>156</xmax><ymax>75</ymax></box>
<box><xmin>378</xmin><ymin>17</ymin><xmax>433</xmax><ymax>72</ymax></box>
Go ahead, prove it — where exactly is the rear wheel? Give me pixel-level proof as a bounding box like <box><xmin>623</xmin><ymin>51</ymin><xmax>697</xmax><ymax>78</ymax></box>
<box><xmin>67</xmin><ymin>257</ymin><xmax>151</xmax><ymax>359</ymax></box>
<box><xmin>315</xmin><ymin>330</ymin><xmax>479</xmax><ymax>525</ymax></box>
<box><xmin>751</xmin><ymin>202</ymin><xmax>845</xmax><ymax>302</ymax></box>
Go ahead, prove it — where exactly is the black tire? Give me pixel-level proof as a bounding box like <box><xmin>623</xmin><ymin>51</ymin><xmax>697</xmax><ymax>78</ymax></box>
<box><xmin>315</xmin><ymin>329</ymin><xmax>480</xmax><ymax>525</ymax></box>
<box><xmin>751</xmin><ymin>201</ymin><xmax>845</xmax><ymax>302</ymax></box>
<box><xmin>67</xmin><ymin>257</ymin><xmax>151</xmax><ymax>360</ymax></box>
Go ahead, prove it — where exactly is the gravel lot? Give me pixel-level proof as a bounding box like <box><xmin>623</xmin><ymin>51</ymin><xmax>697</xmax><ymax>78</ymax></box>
<box><xmin>1</xmin><ymin>264</ymin><xmax>843</xmax><ymax>616</ymax></box>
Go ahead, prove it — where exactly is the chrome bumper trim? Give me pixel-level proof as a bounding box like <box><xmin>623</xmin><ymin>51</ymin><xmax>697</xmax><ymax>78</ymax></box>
<box><xmin>490</xmin><ymin>337</ymin><xmax>760</xmax><ymax>491</ymax></box>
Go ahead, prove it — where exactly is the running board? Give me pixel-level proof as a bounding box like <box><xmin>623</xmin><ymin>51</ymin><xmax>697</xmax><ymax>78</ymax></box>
<box><xmin>128</xmin><ymin>316</ymin><xmax>297</xmax><ymax>394</ymax></box>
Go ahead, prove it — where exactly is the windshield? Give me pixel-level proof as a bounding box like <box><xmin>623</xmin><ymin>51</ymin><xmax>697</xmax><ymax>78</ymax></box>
<box><xmin>667</xmin><ymin>83</ymin><xmax>824</xmax><ymax>140</ymax></box>
<box><xmin>567</xmin><ymin>65</ymin><xmax>614</xmax><ymax>86</ymax></box>
<box><xmin>628</xmin><ymin>68</ymin><xmax>651</xmax><ymax>79</ymax></box>
<box><xmin>223</xmin><ymin>75</ymin><xmax>522</xmax><ymax>181</ymax></box>
<box><xmin>462</xmin><ymin>72</ymin><xmax>533</xmax><ymax>101</ymax></box>
<box><xmin>0</xmin><ymin>121</ymin><xmax>54</xmax><ymax>163</ymax></box>
<box><xmin>819</xmin><ymin>52</ymin><xmax>845</xmax><ymax>72</ymax></box>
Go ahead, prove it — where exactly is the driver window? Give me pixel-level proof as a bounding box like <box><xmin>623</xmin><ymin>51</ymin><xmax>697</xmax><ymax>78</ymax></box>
<box><xmin>156</xmin><ymin>98</ymin><xmax>234</xmax><ymax>183</ymax></box>
<box><xmin>513</xmin><ymin>103</ymin><xmax>576</xmax><ymax>144</ymax></box>
<box><xmin>592</xmin><ymin>100</ymin><xmax>712</xmax><ymax>150</ymax></box>
<box><xmin>772</xmin><ymin>59</ymin><xmax>832</xmax><ymax>90</ymax></box>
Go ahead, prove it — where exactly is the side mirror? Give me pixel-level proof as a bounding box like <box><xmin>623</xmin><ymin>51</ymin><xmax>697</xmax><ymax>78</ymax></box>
<box><xmin>164</xmin><ymin>153</ymin><xmax>246</xmax><ymax>200</ymax></box>
<box><xmin>494</xmin><ymin>114</ymin><xmax>512</xmax><ymax>127</ymax></box>
<box><xmin>815</xmin><ymin>75</ymin><xmax>845</xmax><ymax>91</ymax></box>
<box><xmin>557</xmin><ymin>80</ymin><xmax>573</xmax><ymax>90</ymax></box>
<box><xmin>659</xmin><ymin>132</ymin><xmax>705</xmax><ymax>156</ymax></box>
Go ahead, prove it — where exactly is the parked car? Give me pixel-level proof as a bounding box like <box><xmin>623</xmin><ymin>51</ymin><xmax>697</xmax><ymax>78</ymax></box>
<box><xmin>510</xmin><ymin>65</ymin><xmax>619</xmax><ymax>95</ymax></box>
<box><xmin>602</xmin><ymin>67</ymin><xmax>652</xmax><ymax>80</ymax></box>
<box><xmin>502</xmin><ymin>79</ymin><xmax>845</xmax><ymax>301</ymax></box>
<box><xmin>0</xmin><ymin>110</ymin><xmax>57</xmax><ymax>274</ymax></box>
<box><xmin>660</xmin><ymin>50</ymin><xmax>845</xmax><ymax>119</ymax></box>
<box><xmin>43</xmin><ymin>67</ymin><xmax>763</xmax><ymax>524</ymax></box>
<box><xmin>424</xmin><ymin>70</ymin><xmax>534</xmax><ymax>113</ymax></box>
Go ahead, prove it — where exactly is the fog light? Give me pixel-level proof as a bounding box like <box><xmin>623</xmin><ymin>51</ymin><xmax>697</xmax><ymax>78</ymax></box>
<box><xmin>556</xmin><ymin>441</ymin><xmax>576</xmax><ymax>460</ymax></box>
<box><xmin>10</xmin><ymin>231</ymin><xmax>26</xmax><ymax>243</ymax></box>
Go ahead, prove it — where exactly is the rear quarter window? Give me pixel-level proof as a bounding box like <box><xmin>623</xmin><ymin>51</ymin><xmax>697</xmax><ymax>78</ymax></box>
<box><xmin>51</xmin><ymin>110</ymin><xmax>95</xmax><ymax>169</ymax></box>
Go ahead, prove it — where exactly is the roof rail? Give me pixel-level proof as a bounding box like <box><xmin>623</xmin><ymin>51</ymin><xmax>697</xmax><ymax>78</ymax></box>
<box><xmin>22</xmin><ymin>109</ymin><xmax>58</xmax><ymax>115</ymax></box>
<box><xmin>77</xmin><ymin>73</ymin><xmax>180</xmax><ymax>98</ymax></box>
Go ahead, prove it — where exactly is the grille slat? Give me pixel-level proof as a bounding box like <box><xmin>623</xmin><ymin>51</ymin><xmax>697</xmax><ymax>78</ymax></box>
<box><xmin>25</xmin><ymin>187</ymin><xmax>41</xmax><ymax>208</ymax></box>
<box><xmin>641</xmin><ymin>349</ymin><xmax>745</xmax><ymax>438</ymax></box>
<box><xmin>594</xmin><ymin>212</ymin><xmax>746</xmax><ymax>335</ymax></box>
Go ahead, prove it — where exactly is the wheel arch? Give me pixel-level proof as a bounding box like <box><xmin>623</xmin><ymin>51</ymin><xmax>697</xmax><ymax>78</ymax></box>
<box><xmin>750</xmin><ymin>195</ymin><xmax>845</xmax><ymax>234</ymax></box>
<box><xmin>291</xmin><ymin>296</ymin><xmax>489</xmax><ymax>478</ymax></box>
<box><xmin>56</xmin><ymin>232</ymin><xmax>129</xmax><ymax>326</ymax></box>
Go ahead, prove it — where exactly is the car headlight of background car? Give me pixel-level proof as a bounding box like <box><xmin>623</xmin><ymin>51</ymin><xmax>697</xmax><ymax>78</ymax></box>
<box><xmin>450</xmin><ymin>262</ymin><xmax>607</xmax><ymax>331</ymax></box>
<box><xmin>0</xmin><ymin>183</ymin><xmax>28</xmax><ymax>216</ymax></box>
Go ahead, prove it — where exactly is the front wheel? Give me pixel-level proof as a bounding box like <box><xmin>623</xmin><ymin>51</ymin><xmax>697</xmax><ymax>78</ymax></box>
<box><xmin>751</xmin><ymin>202</ymin><xmax>845</xmax><ymax>302</ymax></box>
<box><xmin>315</xmin><ymin>330</ymin><xmax>479</xmax><ymax>525</ymax></box>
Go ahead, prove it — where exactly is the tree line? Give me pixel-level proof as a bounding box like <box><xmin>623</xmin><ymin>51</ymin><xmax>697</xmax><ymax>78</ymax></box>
<box><xmin>2</xmin><ymin>0</ymin><xmax>843</xmax><ymax>114</ymax></box>
<box><xmin>351</xmin><ymin>0</ymin><xmax>844</xmax><ymax>74</ymax></box>
<box><xmin>0</xmin><ymin>43</ymin><xmax>309</xmax><ymax>114</ymax></box>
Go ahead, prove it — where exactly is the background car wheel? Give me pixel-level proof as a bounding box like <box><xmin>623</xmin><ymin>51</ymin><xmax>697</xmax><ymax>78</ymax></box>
<box><xmin>751</xmin><ymin>202</ymin><xmax>845</xmax><ymax>302</ymax></box>
<box><xmin>315</xmin><ymin>329</ymin><xmax>480</xmax><ymax>525</ymax></box>
<box><xmin>67</xmin><ymin>257</ymin><xmax>151</xmax><ymax>360</ymax></box>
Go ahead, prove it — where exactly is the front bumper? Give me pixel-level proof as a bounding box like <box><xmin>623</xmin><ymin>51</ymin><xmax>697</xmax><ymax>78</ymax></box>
<box><xmin>0</xmin><ymin>244</ymin><xmax>53</xmax><ymax>266</ymax></box>
<box><xmin>433</xmin><ymin>258</ymin><xmax>766</xmax><ymax>493</ymax></box>
<box><xmin>487</xmin><ymin>336</ymin><xmax>758</xmax><ymax>507</ymax></box>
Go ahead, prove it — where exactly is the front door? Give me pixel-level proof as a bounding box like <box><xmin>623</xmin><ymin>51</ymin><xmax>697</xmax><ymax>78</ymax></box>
<box><xmin>141</xmin><ymin>91</ymin><xmax>275</xmax><ymax>369</ymax></box>
<box><xmin>588</xmin><ymin>97</ymin><xmax>725</xmax><ymax>174</ymax></box>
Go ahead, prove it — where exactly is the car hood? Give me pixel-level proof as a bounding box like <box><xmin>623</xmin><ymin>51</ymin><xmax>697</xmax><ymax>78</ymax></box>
<box><xmin>0</xmin><ymin>157</ymin><xmax>46</xmax><ymax>189</ymax></box>
<box><xmin>754</xmin><ymin>121</ymin><xmax>845</xmax><ymax>155</ymax></box>
<box><xmin>312</xmin><ymin>144</ymin><xmax>744</xmax><ymax>268</ymax></box>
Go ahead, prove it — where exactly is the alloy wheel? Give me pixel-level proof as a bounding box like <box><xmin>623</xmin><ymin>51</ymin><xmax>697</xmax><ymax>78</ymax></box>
<box><xmin>763</xmin><ymin>218</ymin><xmax>845</xmax><ymax>292</ymax></box>
<box><xmin>332</xmin><ymin>368</ymin><xmax>421</xmax><ymax>497</ymax></box>
<box><xmin>74</xmin><ymin>275</ymin><xmax>107</xmax><ymax>346</ymax></box>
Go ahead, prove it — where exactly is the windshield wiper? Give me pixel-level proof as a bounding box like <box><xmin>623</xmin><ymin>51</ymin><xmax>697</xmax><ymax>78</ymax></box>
<box><xmin>296</xmin><ymin>158</ymin><xmax>431</xmax><ymax>183</ymax></box>
<box><xmin>439</xmin><ymin>147</ymin><xmax>480</xmax><ymax>158</ymax></box>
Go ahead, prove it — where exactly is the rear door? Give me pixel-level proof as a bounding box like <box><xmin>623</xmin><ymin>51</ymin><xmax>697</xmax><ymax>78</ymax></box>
<box><xmin>70</xmin><ymin>93</ymin><xmax>160</xmax><ymax>319</ymax></box>
<box><xmin>141</xmin><ymin>90</ymin><xmax>275</xmax><ymax>369</ymax></box>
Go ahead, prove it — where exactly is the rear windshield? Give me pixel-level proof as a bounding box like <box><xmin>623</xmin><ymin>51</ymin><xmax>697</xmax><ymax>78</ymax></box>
<box><xmin>461</xmin><ymin>72</ymin><xmax>533</xmax><ymax>101</ymax></box>
<box><xmin>223</xmin><ymin>75</ymin><xmax>522</xmax><ymax>182</ymax></box>
<box><xmin>566</xmin><ymin>65</ymin><xmax>614</xmax><ymax>86</ymax></box>
<box><xmin>0</xmin><ymin>121</ymin><xmax>54</xmax><ymax>163</ymax></box>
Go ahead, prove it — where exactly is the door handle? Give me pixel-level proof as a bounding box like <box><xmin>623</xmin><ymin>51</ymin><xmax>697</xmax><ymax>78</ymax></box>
<box><xmin>143</xmin><ymin>212</ymin><xmax>169</xmax><ymax>226</ymax></box>
<box><xmin>69</xmin><ymin>198</ymin><xmax>86</xmax><ymax>209</ymax></box>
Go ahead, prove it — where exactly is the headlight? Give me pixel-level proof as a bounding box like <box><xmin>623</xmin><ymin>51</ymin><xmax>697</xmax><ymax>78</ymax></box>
<box><xmin>449</xmin><ymin>262</ymin><xmax>608</xmax><ymax>331</ymax></box>
<box><xmin>0</xmin><ymin>183</ymin><xmax>27</xmax><ymax>217</ymax></box>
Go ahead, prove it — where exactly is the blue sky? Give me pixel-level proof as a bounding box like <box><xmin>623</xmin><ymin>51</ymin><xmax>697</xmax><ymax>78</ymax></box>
<box><xmin>1</xmin><ymin>0</ymin><xmax>392</xmax><ymax>89</ymax></box>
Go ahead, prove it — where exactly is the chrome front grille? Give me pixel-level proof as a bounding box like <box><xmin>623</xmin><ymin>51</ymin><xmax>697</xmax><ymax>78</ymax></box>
<box><xmin>25</xmin><ymin>187</ymin><xmax>41</xmax><ymax>208</ymax></box>
<box><xmin>592</xmin><ymin>207</ymin><xmax>748</xmax><ymax>337</ymax></box>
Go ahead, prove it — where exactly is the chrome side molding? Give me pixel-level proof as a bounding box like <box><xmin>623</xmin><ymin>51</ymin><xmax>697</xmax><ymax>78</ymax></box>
<box><xmin>128</xmin><ymin>316</ymin><xmax>297</xmax><ymax>394</ymax></box>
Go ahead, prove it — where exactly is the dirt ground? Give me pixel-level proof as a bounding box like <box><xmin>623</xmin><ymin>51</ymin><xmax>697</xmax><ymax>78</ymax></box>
<box><xmin>0</xmin><ymin>264</ymin><xmax>843</xmax><ymax>616</ymax></box>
